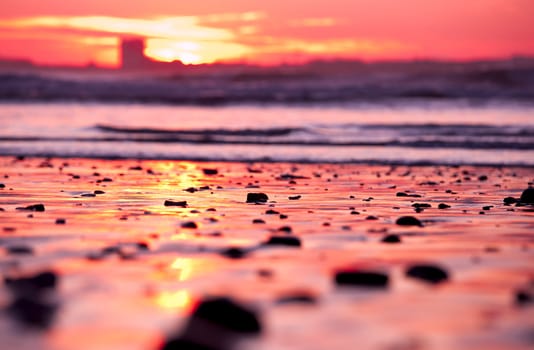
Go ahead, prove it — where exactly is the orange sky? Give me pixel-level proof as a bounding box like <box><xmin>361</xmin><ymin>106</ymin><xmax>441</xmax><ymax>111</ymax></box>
<box><xmin>0</xmin><ymin>0</ymin><xmax>533</xmax><ymax>67</ymax></box>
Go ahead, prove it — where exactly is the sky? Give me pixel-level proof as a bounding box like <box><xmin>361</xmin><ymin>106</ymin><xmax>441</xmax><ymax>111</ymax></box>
<box><xmin>0</xmin><ymin>0</ymin><xmax>533</xmax><ymax>67</ymax></box>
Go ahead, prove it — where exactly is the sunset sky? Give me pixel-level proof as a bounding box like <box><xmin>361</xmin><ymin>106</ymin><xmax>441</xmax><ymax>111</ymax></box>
<box><xmin>1</xmin><ymin>0</ymin><xmax>533</xmax><ymax>67</ymax></box>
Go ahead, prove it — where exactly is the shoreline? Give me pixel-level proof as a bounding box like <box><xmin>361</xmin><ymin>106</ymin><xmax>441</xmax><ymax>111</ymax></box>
<box><xmin>2</xmin><ymin>155</ymin><xmax>534</xmax><ymax>169</ymax></box>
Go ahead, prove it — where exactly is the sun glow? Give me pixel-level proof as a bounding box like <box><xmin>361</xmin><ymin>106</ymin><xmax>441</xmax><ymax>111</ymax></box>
<box><xmin>155</xmin><ymin>290</ymin><xmax>194</xmax><ymax>311</ymax></box>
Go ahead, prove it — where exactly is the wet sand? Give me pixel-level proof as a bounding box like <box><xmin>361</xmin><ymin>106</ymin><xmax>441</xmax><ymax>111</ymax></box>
<box><xmin>0</xmin><ymin>156</ymin><xmax>533</xmax><ymax>350</ymax></box>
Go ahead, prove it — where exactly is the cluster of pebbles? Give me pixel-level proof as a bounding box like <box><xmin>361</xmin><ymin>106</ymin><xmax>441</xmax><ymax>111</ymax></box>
<box><xmin>0</xmin><ymin>157</ymin><xmax>533</xmax><ymax>350</ymax></box>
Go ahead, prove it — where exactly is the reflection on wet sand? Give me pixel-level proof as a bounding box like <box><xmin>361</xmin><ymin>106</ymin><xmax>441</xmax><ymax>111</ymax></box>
<box><xmin>0</xmin><ymin>157</ymin><xmax>532</xmax><ymax>350</ymax></box>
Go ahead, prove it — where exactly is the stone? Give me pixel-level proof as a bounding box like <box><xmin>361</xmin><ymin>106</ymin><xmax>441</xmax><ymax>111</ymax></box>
<box><xmin>246</xmin><ymin>193</ymin><xmax>269</xmax><ymax>203</ymax></box>
<box><xmin>263</xmin><ymin>235</ymin><xmax>301</xmax><ymax>247</ymax></box>
<box><xmin>396</xmin><ymin>216</ymin><xmax>423</xmax><ymax>226</ymax></box>
<box><xmin>15</xmin><ymin>204</ymin><xmax>45</xmax><ymax>212</ymax></box>
<box><xmin>520</xmin><ymin>188</ymin><xmax>534</xmax><ymax>204</ymax></box>
<box><xmin>164</xmin><ymin>200</ymin><xmax>188</xmax><ymax>207</ymax></box>
<box><xmin>334</xmin><ymin>269</ymin><xmax>389</xmax><ymax>288</ymax></box>
<box><xmin>405</xmin><ymin>264</ymin><xmax>449</xmax><ymax>284</ymax></box>
<box><xmin>381</xmin><ymin>234</ymin><xmax>401</xmax><ymax>243</ymax></box>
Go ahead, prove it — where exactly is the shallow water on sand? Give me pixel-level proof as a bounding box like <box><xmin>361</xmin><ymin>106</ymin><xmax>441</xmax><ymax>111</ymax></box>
<box><xmin>0</xmin><ymin>157</ymin><xmax>533</xmax><ymax>350</ymax></box>
<box><xmin>1</xmin><ymin>102</ymin><xmax>533</xmax><ymax>165</ymax></box>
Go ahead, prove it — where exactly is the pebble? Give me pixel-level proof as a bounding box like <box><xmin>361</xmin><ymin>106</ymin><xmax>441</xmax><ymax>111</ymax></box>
<box><xmin>405</xmin><ymin>264</ymin><xmax>449</xmax><ymax>284</ymax></box>
<box><xmin>503</xmin><ymin>196</ymin><xmax>517</xmax><ymax>205</ymax></box>
<box><xmin>81</xmin><ymin>193</ymin><xmax>96</xmax><ymax>197</ymax></box>
<box><xmin>4</xmin><ymin>270</ymin><xmax>58</xmax><ymax>293</ymax></box>
<box><xmin>381</xmin><ymin>234</ymin><xmax>401</xmax><ymax>243</ymax></box>
<box><xmin>520</xmin><ymin>188</ymin><xmax>534</xmax><ymax>204</ymax></box>
<box><xmin>220</xmin><ymin>247</ymin><xmax>249</xmax><ymax>259</ymax></box>
<box><xmin>181</xmin><ymin>221</ymin><xmax>198</xmax><ymax>229</ymax></box>
<box><xmin>15</xmin><ymin>204</ymin><xmax>45</xmax><ymax>212</ymax></box>
<box><xmin>396</xmin><ymin>216</ymin><xmax>423</xmax><ymax>227</ymax></box>
<box><xmin>263</xmin><ymin>235</ymin><xmax>301</xmax><ymax>247</ymax></box>
<box><xmin>276</xmin><ymin>293</ymin><xmax>317</xmax><ymax>305</ymax></box>
<box><xmin>288</xmin><ymin>195</ymin><xmax>301</xmax><ymax>200</ymax></box>
<box><xmin>265</xmin><ymin>209</ymin><xmax>280</xmax><ymax>215</ymax></box>
<box><xmin>164</xmin><ymin>200</ymin><xmax>188</xmax><ymax>207</ymax></box>
<box><xmin>202</xmin><ymin>168</ymin><xmax>218</xmax><ymax>175</ymax></box>
<box><xmin>191</xmin><ymin>297</ymin><xmax>262</xmax><ymax>334</ymax></box>
<box><xmin>514</xmin><ymin>289</ymin><xmax>532</xmax><ymax>306</ymax></box>
<box><xmin>252</xmin><ymin>219</ymin><xmax>265</xmax><ymax>224</ymax></box>
<box><xmin>6</xmin><ymin>245</ymin><xmax>34</xmax><ymax>255</ymax></box>
<box><xmin>161</xmin><ymin>297</ymin><xmax>262</xmax><ymax>350</ymax></box>
<box><xmin>412</xmin><ymin>203</ymin><xmax>431</xmax><ymax>208</ymax></box>
<box><xmin>334</xmin><ymin>269</ymin><xmax>389</xmax><ymax>288</ymax></box>
<box><xmin>6</xmin><ymin>296</ymin><xmax>58</xmax><ymax>328</ymax></box>
<box><xmin>55</xmin><ymin>218</ymin><xmax>66</xmax><ymax>224</ymax></box>
<box><xmin>246</xmin><ymin>193</ymin><xmax>269</xmax><ymax>203</ymax></box>
<box><xmin>438</xmin><ymin>203</ymin><xmax>451</xmax><ymax>209</ymax></box>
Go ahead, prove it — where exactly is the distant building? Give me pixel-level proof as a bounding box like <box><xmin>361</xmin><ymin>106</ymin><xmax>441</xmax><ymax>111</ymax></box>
<box><xmin>120</xmin><ymin>38</ymin><xmax>185</xmax><ymax>72</ymax></box>
<box><xmin>120</xmin><ymin>38</ymin><xmax>151</xmax><ymax>70</ymax></box>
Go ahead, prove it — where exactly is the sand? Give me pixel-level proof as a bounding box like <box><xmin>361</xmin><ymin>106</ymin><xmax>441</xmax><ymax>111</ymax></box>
<box><xmin>0</xmin><ymin>156</ymin><xmax>533</xmax><ymax>350</ymax></box>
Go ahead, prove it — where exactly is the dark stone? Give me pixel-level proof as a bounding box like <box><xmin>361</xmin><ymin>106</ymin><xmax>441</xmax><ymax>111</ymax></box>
<box><xmin>160</xmin><ymin>338</ymin><xmax>216</xmax><ymax>350</ymax></box>
<box><xmin>129</xmin><ymin>166</ymin><xmax>143</xmax><ymax>170</ymax></box>
<box><xmin>202</xmin><ymin>168</ymin><xmax>218</xmax><ymax>175</ymax></box>
<box><xmin>412</xmin><ymin>203</ymin><xmax>431</xmax><ymax>208</ymax></box>
<box><xmin>246</xmin><ymin>193</ymin><xmax>269</xmax><ymax>203</ymax></box>
<box><xmin>252</xmin><ymin>219</ymin><xmax>265</xmax><ymax>224</ymax></box>
<box><xmin>94</xmin><ymin>190</ymin><xmax>105</xmax><ymax>194</ymax></box>
<box><xmin>276</xmin><ymin>293</ymin><xmax>317</xmax><ymax>305</ymax></box>
<box><xmin>520</xmin><ymin>188</ymin><xmax>534</xmax><ymax>204</ymax></box>
<box><xmin>288</xmin><ymin>195</ymin><xmax>301</xmax><ymax>200</ymax></box>
<box><xmin>419</xmin><ymin>181</ymin><xmax>438</xmax><ymax>186</ymax></box>
<box><xmin>405</xmin><ymin>264</ymin><xmax>449</xmax><ymax>284</ymax></box>
<box><xmin>482</xmin><ymin>206</ymin><xmax>493</xmax><ymax>211</ymax></box>
<box><xmin>5</xmin><ymin>270</ymin><xmax>58</xmax><ymax>293</ymax></box>
<box><xmin>6</xmin><ymin>296</ymin><xmax>57</xmax><ymax>328</ymax></box>
<box><xmin>220</xmin><ymin>247</ymin><xmax>249</xmax><ymax>259</ymax></box>
<box><xmin>265</xmin><ymin>209</ymin><xmax>280</xmax><ymax>215</ymax></box>
<box><xmin>0</xmin><ymin>183</ymin><xmax>5</xmax><ymax>188</ymax></box>
<box><xmin>55</xmin><ymin>218</ymin><xmax>66</xmax><ymax>225</ymax></box>
<box><xmin>184</xmin><ymin>187</ymin><xmax>198</xmax><ymax>193</ymax></box>
<box><xmin>136</xmin><ymin>242</ymin><xmax>150</xmax><ymax>250</ymax></box>
<box><xmin>396</xmin><ymin>216</ymin><xmax>423</xmax><ymax>227</ymax></box>
<box><xmin>350</xmin><ymin>210</ymin><xmax>360</xmax><ymax>215</ymax></box>
<box><xmin>381</xmin><ymin>234</ymin><xmax>401</xmax><ymax>243</ymax></box>
<box><xmin>160</xmin><ymin>298</ymin><xmax>262</xmax><ymax>350</ymax></box>
<box><xmin>6</xmin><ymin>245</ymin><xmax>34</xmax><ymax>255</ymax></box>
<box><xmin>515</xmin><ymin>290</ymin><xmax>532</xmax><ymax>306</ymax></box>
<box><xmin>334</xmin><ymin>269</ymin><xmax>389</xmax><ymax>288</ymax></box>
<box><xmin>164</xmin><ymin>200</ymin><xmax>188</xmax><ymax>207</ymax></box>
<box><xmin>279</xmin><ymin>214</ymin><xmax>288</xmax><ymax>219</ymax></box>
<box><xmin>192</xmin><ymin>297</ymin><xmax>262</xmax><ymax>334</ymax></box>
<box><xmin>478</xmin><ymin>175</ymin><xmax>488</xmax><ymax>181</ymax></box>
<box><xmin>396</xmin><ymin>192</ymin><xmax>421</xmax><ymax>198</ymax></box>
<box><xmin>263</xmin><ymin>235</ymin><xmax>301</xmax><ymax>247</ymax></box>
<box><xmin>81</xmin><ymin>193</ymin><xmax>96</xmax><ymax>197</ymax></box>
<box><xmin>16</xmin><ymin>204</ymin><xmax>45</xmax><ymax>212</ymax></box>
<box><xmin>181</xmin><ymin>221</ymin><xmax>198</xmax><ymax>229</ymax></box>
<box><xmin>503</xmin><ymin>196</ymin><xmax>517</xmax><ymax>205</ymax></box>
<box><xmin>278</xmin><ymin>226</ymin><xmax>292</xmax><ymax>233</ymax></box>
<box><xmin>366</xmin><ymin>215</ymin><xmax>378</xmax><ymax>220</ymax></box>
<box><xmin>438</xmin><ymin>203</ymin><xmax>451</xmax><ymax>209</ymax></box>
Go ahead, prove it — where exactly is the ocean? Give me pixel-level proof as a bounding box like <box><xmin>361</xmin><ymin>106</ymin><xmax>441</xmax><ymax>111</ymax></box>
<box><xmin>1</xmin><ymin>101</ymin><xmax>533</xmax><ymax>166</ymax></box>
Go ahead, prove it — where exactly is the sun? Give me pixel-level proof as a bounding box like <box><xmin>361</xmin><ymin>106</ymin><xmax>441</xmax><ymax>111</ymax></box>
<box><xmin>145</xmin><ymin>40</ymin><xmax>203</xmax><ymax>65</ymax></box>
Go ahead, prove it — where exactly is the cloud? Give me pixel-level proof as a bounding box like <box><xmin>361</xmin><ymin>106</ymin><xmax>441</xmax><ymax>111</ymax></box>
<box><xmin>1</xmin><ymin>15</ymin><xmax>237</xmax><ymax>41</ymax></box>
<box><xmin>289</xmin><ymin>17</ymin><xmax>339</xmax><ymax>27</ymax></box>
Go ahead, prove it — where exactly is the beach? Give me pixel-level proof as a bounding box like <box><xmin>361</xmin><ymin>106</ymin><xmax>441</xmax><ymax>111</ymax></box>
<box><xmin>0</xmin><ymin>156</ymin><xmax>532</xmax><ymax>350</ymax></box>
